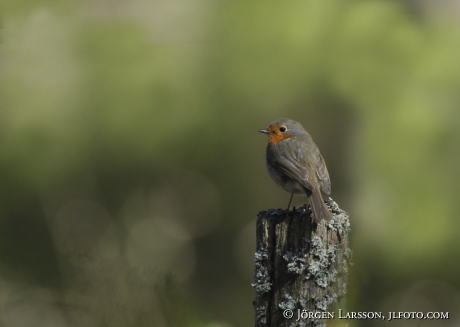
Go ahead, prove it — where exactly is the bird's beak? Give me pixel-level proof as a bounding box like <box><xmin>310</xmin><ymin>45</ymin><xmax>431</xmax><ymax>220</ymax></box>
<box><xmin>259</xmin><ymin>129</ymin><xmax>271</xmax><ymax>134</ymax></box>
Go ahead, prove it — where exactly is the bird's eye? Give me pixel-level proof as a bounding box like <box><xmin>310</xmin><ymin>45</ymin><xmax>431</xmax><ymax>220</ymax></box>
<box><xmin>279</xmin><ymin>127</ymin><xmax>286</xmax><ymax>132</ymax></box>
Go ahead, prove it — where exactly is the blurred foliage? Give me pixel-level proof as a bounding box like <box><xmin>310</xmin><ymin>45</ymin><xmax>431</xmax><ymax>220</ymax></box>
<box><xmin>1</xmin><ymin>0</ymin><xmax>460</xmax><ymax>326</ymax></box>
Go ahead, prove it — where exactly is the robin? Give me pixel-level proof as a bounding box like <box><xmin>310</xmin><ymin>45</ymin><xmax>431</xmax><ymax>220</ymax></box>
<box><xmin>259</xmin><ymin>118</ymin><xmax>332</xmax><ymax>222</ymax></box>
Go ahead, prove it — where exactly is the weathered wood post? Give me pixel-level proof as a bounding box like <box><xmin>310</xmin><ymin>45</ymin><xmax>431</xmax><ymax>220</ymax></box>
<box><xmin>253</xmin><ymin>198</ymin><xmax>352</xmax><ymax>327</ymax></box>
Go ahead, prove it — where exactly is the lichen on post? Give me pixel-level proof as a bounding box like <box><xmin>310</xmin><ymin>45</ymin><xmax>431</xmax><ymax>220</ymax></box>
<box><xmin>253</xmin><ymin>198</ymin><xmax>352</xmax><ymax>327</ymax></box>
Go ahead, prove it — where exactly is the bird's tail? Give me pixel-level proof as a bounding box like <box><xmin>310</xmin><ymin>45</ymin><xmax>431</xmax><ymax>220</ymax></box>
<box><xmin>306</xmin><ymin>186</ymin><xmax>332</xmax><ymax>223</ymax></box>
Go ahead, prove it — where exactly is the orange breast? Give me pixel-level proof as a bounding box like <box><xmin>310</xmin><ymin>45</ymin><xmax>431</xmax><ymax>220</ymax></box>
<box><xmin>267</xmin><ymin>128</ymin><xmax>293</xmax><ymax>145</ymax></box>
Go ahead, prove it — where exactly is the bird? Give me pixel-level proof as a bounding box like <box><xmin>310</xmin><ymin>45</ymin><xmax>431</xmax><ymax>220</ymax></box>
<box><xmin>259</xmin><ymin>118</ymin><xmax>332</xmax><ymax>222</ymax></box>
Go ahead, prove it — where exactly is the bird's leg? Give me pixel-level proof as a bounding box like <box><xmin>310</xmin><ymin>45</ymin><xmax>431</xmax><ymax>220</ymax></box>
<box><xmin>286</xmin><ymin>192</ymin><xmax>294</xmax><ymax>212</ymax></box>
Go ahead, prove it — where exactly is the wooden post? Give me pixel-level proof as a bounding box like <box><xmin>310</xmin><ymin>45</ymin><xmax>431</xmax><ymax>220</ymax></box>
<box><xmin>253</xmin><ymin>198</ymin><xmax>352</xmax><ymax>327</ymax></box>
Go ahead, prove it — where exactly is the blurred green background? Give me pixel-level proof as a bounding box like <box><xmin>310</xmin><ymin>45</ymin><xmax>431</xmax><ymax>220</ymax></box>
<box><xmin>1</xmin><ymin>0</ymin><xmax>460</xmax><ymax>326</ymax></box>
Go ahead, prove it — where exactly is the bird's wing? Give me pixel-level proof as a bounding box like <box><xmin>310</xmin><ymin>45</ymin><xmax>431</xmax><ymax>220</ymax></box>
<box><xmin>316</xmin><ymin>154</ymin><xmax>331</xmax><ymax>194</ymax></box>
<box><xmin>277</xmin><ymin>157</ymin><xmax>315</xmax><ymax>192</ymax></box>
